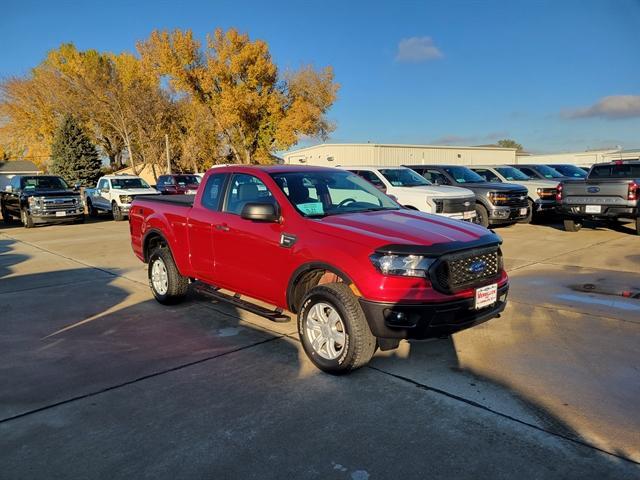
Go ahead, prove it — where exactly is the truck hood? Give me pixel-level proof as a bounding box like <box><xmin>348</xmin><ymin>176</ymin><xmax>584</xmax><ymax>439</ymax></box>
<box><xmin>455</xmin><ymin>182</ymin><xmax>527</xmax><ymax>192</ymax></box>
<box><xmin>391</xmin><ymin>185</ymin><xmax>474</xmax><ymax>198</ymax></box>
<box><xmin>22</xmin><ymin>189</ymin><xmax>78</xmax><ymax>197</ymax></box>
<box><xmin>312</xmin><ymin>209</ymin><xmax>494</xmax><ymax>249</ymax></box>
<box><xmin>115</xmin><ymin>188</ymin><xmax>160</xmax><ymax>195</ymax></box>
<box><xmin>517</xmin><ymin>179</ymin><xmax>559</xmax><ymax>189</ymax></box>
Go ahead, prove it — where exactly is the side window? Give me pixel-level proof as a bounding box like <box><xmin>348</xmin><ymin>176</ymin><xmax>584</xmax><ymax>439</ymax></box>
<box><xmin>519</xmin><ymin>167</ymin><xmax>536</xmax><ymax>177</ymax></box>
<box><xmin>157</xmin><ymin>176</ymin><xmax>166</xmax><ymax>186</ymax></box>
<box><xmin>201</xmin><ymin>174</ymin><xmax>227</xmax><ymax>211</ymax></box>
<box><xmin>98</xmin><ymin>179</ymin><xmax>108</xmax><ymax>190</ymax></box>
<box><xmin>359</xmin><ymin>170</ymin><xmax>385</xmax><ymax>188</ymax></box>
<box><xmin>425</xmin><ymin>170</ymin><xmax>449</xmax><ymax>185</ymax></box>
<box><xmin>11</xmin><ymin>176</ymin><xmax>21</xmax><ymax>190</ymax></box>
<box><xmin>223</xmin><ymin>174</ymin><xmax>274</xmax><ymax>215</ymax></box>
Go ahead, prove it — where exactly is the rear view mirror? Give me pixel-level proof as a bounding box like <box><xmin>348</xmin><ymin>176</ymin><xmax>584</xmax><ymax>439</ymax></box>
<box><xmin>241</xmin><ymin>202</ymin><xmax>279</xmax><ymax>222</ymax></box>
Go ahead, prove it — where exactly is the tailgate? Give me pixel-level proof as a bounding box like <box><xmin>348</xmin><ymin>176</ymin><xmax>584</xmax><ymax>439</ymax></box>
<box><xmin>563</xmin><ymin>179</ymin><xmax>630</xmax><ymax>205</ymax></box>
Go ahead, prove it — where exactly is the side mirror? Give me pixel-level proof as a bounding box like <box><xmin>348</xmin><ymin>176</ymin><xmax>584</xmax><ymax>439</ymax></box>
<box><xmin>241</xmin><ymin>202</ymin><xmax>279</xmax><ymax>222</ymax></box>
<box><xmin>101</xmin><ymin>188</ymin><xmax>110</xmax><ymax>194</ymax></box>
<box><xmin>5</xmin><ymin>185</ymin><xmax>12</xmax><ymax>193</ymax></box>
<box><xmin>73</xmin><ymin>182</ymin><xmax>82</xmax><ymax>191</ymax></box>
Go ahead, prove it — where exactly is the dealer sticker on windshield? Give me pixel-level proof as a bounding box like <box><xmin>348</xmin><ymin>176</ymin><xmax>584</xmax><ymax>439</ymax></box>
<box><xmin>475</xmin><ymin>283</ymin><xmax>498</xmax><ymax>309</ymax></box>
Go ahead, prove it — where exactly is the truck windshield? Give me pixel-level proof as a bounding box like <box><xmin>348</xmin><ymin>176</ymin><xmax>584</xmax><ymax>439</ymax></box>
<box><xmin>175</xmin><ymin>175</ymin><xmax>200</xmax><ymax>185</ymax></box>
<box><xmin>111</xmin><ymin>178</ymin><xmax>150</xmax><ymax>189</ymax></box>
<box><xmin>495</xmin><ymin>167</ymin><xmax>531</xmax><ymax>181</ymax></box>
<box><xmin>271</xmin><ymin>171</ymin><xmax>400</xmax><ymax>218</ymax></box>
<box><xmin>530</xmin><ymin>165</ymin><xmax>564</xmax><ymax>179</ymax></box>
<box><xmin>550</xmin><ymin>165</ymin><xmax>587</xmax><ymax>178</ymax></box>
<box><xmin>443</xmin><ymin>167</ymin><xmax>485</xmax><ymax>183</ymax></box>
<box><xmin>379</xmin><ymin>168</ymin><xmax>431</xmax><ymax>187</ymax></box>
<box><xmin>21</xmin><ymin>176</ymin><xmax>69</xmax><ymax>190</ymax></box>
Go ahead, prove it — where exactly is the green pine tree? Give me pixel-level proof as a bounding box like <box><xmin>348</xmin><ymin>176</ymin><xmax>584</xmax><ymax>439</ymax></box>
<box><xmin>50</xmin><ymin>115</ymin><xmax>102</xmax><ymax>186</ymax></box>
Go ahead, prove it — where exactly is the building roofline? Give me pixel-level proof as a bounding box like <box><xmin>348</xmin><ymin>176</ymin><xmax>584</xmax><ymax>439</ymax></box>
<box><xmin>284</xmin><ymin>143</ymin><xmax>517</xmax><ymax>155</ymax></box>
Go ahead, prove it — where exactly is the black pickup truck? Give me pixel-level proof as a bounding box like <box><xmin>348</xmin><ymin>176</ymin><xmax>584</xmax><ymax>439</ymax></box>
<box><xmin>1</xmin><ymin>175</ymin><xmax>84</xmax><ymax>228</ymax></box>
<box><xmin>405</xmin><ymin>164</ymin><xmax>529</xmax><ymax>227</ymax></box>
<box><xmin>558</xmin><ymin>160</ymin><xmax>639</xmax><ymax>235</ymax></box>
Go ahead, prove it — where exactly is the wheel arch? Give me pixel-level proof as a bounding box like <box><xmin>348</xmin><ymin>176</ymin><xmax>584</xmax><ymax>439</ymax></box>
<box><xmin>142</xmin><ymin>228</ymin><xmax>170</xmax><ymax>263</ymax></box>
<box><xmin>286</xmin><ymin>262</ymin><xmax>355</xmax><ymax>314</ymax></box>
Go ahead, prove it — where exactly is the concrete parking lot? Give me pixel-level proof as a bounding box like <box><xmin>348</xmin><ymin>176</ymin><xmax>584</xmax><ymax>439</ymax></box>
<box><xmin>1</xmin><ymin>217</ymin><xmax>639</xmax><ymax>479</ymax></box>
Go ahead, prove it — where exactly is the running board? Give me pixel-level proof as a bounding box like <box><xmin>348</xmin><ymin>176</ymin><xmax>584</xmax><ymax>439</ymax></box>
<box><xmin>192</xmin><ymin>282</ymin><xmax>291</xmax><ymax>323</ymax></box>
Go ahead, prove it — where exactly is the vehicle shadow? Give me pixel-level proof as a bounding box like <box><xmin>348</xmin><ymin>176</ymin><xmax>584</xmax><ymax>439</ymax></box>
<box><xmin>0</xmin><ymin>238</ymin><xmax>29</xmax><ymax>280</ymax></box>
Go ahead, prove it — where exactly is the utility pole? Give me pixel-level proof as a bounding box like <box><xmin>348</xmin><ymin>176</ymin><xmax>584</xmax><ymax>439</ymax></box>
<box><xmin>165</xmin><ymin>134</ymin><xmax>171</xmax><ymax>174</ymax></box>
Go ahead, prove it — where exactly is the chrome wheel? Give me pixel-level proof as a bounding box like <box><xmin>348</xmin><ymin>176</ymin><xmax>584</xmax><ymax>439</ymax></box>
<box><xmin>306</xmin><ymin>302</ymin><xmax>346</xmax><ymax>360</ymax></box>
<box><xmin>151</xmin><ymin>258</ymin><xmax>169</xmax><ymax>295</ymax></box>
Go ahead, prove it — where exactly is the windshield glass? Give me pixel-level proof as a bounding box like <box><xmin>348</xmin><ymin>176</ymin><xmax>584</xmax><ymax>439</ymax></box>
<box><xmin>550</xmin><ymin>165</ymin><xmax>587</xmax><ymax>178</ymax></box>
<box><xmin>175</xmin><ymin>175</ymin><xmax>201</xmax><ymax>185</ymax></box>
<box><xmin>21</xmin><ymin>176</ymin><xmax>69</xmax><ymax>190</ymax></box>
<box><xmin>496</xmin><ymin>167</ymin><xmax>531</xmax><ymax>181</ymax></box>
<box><xmin>111</xmin><ymin>178</ymin><xmax>150</xmax><ymax>189</ymax></box>
<box><xmin>379</xmin><ymin>168</ymin><xmax>431</xmax><ymax>187</ymax></box>
<box><xmin>443</xmin><ymin>166</ymin><xmax>485</xmax><ymax>183</ymax></box>
<box><xmin>271</xmin><ymin>170</ymin><xmax>400</xmax><ymax>218</ymax></box>
<box><xmin>531</xmin><ymin>165</ymin><xmax>564</xmax><ymax>179</ymax></box>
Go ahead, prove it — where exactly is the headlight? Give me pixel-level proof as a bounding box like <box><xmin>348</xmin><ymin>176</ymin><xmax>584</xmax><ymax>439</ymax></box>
<box><xmin>536</xmin><ymin>187</ymin><xmax>557</xmax><ymax>199</ymax></box>
<box><xmin>119</xmin><ymin>195</ymin><xmax>133</xmax><ymax>203</ymax></box>
<box><xmin>487</xmin><ymin>192</ymin><xmax>509</xmax><ymax>203</ymax></box>
<box><xmin>369</xmin><ymin>253</ymin><xmax>435</xmax><ymax>277</ymax></box>
<box><xmin>28</xmin><ymin>196</ymin><xmax>43</xmax><ymax>208</ymax></box>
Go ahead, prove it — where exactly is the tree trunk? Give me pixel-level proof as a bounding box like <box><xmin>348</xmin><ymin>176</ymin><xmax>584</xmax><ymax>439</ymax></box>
<box><xmin>123</xmin><ymin>131</ymin><xmax>138</xmax><ymax>175</ymax></box>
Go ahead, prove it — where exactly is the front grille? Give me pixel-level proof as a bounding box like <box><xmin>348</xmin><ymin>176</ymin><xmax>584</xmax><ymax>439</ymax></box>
<box><xmin>436</xmin><ymin>197</ymin><xmax>475</xmax><ymax>213</ymax></box>
<box><xmin>492</xmin><ymin>191</ymin><xmax>528</xmax><ymax>207</ymax></box>
<box><xmin>39</xmin><ymin>197</ymin><xmax>81</xmax><ymax>212</ymax></box>
<box><xmin>432</xmin><ymin>247</ymin><xmax>501</xmax><ymax>292</ymax></box>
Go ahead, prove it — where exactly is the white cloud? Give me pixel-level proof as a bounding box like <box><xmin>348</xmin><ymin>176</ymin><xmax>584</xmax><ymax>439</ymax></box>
<box><xmin>563</xmin><ymin>95</ymin><xmax>640</xmax><ymax>120</ymax></box>
<box><xmin>395</xmin><ymin>36</ymin><xmax>443</xmax><ymax>63</ymax></box>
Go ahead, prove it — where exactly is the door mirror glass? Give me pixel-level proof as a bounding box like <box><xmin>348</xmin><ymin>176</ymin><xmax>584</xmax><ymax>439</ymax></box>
<box><xmin>240</xmin><ymin>202</ymin><xmax>279</xmax><ymax>222</ymax></box>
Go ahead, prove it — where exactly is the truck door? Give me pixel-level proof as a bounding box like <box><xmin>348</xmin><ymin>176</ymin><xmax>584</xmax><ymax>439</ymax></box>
<box><xmin>212</xmin><ymin>173</ymin><xmax>289</xmax><ymax>305</ymax></box>
<box><xmin>94</xmin><ymin>178</ymin><xmax>109</xmax><ymax>209</ymax></box>
<box><xmin>187</xmin><ymin>172</ymin><xmax>227</xmax><ymax>283</ymax></box>
<box><xmin>6</xmin><ymin>176</ymin><xmax>21</xmax><ymax>214</ymax></box>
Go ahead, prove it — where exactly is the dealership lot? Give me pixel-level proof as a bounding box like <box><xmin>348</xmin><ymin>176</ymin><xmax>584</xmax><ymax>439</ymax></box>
<box><xmin>1</xmin><ymin>219</ymin><xmax>639</xmax><ymax>478</ymax></box>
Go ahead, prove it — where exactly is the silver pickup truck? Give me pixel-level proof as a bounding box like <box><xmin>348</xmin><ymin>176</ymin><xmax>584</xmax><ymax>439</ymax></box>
<box><xmin>557</xmin><ymin>160</ymin><xmax>639</xmax><ymax>235</ymax></box>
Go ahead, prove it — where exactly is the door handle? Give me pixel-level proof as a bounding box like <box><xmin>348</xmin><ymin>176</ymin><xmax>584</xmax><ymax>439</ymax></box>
<box><xmin>215</xmin><ymin>224</ymin><xmax>230</xmax><ymax>232</ymax></box>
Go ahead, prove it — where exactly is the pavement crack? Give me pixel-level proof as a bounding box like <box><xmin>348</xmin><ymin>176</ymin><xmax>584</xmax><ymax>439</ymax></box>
<box><xmin>367</xmin><ymin>365</ymin><xmax>640</xmax><ymax>467</ymax></box>
<box><xmin>0</xmin><ymin>335</ymin><xmax>282</xmax><ymax>425</ymax></box>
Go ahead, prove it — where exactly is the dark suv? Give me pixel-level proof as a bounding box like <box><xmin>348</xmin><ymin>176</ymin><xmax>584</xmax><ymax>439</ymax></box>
<box><xmin>404</xmin><ymin>165</ymin><xmax>529</xmax><ymax>227</ymax></box>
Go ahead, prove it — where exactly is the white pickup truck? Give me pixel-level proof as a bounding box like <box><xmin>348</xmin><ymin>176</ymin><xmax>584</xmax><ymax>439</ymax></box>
<box><xmin>84</xmin><ymin>174</ymin><xmax>159</xmax><ymax>221</ymax></box>
<box><xmin>341</xmin><ymin>166</ymin><xmax>477</xmax><ymax>221</ymax></box>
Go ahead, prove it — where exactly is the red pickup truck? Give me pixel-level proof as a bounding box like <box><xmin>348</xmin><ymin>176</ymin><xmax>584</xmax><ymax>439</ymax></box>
<box><xmin>130</xmin><ymin>165</ymin><xmax>508</xmax><ymax>373</ymax></box>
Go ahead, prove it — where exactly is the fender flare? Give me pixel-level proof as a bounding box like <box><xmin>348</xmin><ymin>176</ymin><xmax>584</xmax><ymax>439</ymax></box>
<box><xmin>286</xmin><ymin>261</ymin><xmax>355</xmax><ymax>313</ymax></box>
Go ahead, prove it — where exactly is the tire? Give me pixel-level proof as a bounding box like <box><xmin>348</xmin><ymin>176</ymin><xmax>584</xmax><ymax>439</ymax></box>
<box><xmin>112</xmin><ymin>202</ymin><xmax>124</xmax><ymax>221</ymax></box>
<box><xmin>519</xmin><ymin>199</ymin><xmax>534</xmax><ymax>224</ymax></box>
<box><xmin>148</xmin><ymin>247</ymin><xmax>189</xmax><ymax>305</ymax></box>
<box><xmin>21</xmin><ymin>208</ymin><xmax>34</xmax><ymax>229</ymax></box>
<box><xmin>474</xmin><ymin>203</ymin><xmax>489</xmax><ymax>228</ymax></box>
<box><xmin>74</xmin><ymin>215</ymin><xmax>86</xmax><ymax>224</ymax></box>
<box><xmin>635</xmin><ymin>218</ymin><xmax>640</xmax><ymax>236</ymax></box>
<box><xmin>298</xmin><ymin>282</ymin><xmax>376</xmax><ymax>374</ymax></box>
<box><xmin>1</xmin><ymin>203</ymin><xmax>11</xmax><ymax>223</ymax></box>
<box><xmin>563</xmin><ymin>218</ymin><xmax>582</xmax><ymax>232</ymax></box>
<box><xmin>87</xmin><ymin>198</ymin><xmax>98</xmax><ymax>218</ymax></box>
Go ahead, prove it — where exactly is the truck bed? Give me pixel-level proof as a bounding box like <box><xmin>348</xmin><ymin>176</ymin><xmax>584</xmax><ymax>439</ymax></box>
<box><xmin>134</xmin><ymin>194</ymin><xmax>195</xmax><ymax>206</ymax></box>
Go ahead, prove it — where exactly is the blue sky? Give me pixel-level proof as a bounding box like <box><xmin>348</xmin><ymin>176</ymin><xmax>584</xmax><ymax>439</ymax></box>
<box><xmin>2</xmin><ymin>0</ymin><xmax>639</xmax><ymax>153</ymax></box>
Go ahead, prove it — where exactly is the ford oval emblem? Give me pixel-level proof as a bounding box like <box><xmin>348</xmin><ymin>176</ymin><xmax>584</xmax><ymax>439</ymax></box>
<box><xmin>587</xmin><ymin>186</ymin><xmax>600</xmax><ymax>193</ymax></box>
<box><xmin>464</xmin><ymin>201</ymin><xmax>470</xmax><ymax>207</ymax></box>
<box><xmin>468</xmin><ymin>260</ymin><xmax>486</xmax><ymax>274</ymax></box>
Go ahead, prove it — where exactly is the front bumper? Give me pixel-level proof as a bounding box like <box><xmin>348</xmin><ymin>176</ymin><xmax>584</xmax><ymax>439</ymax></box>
<box><xmin>31</xmin><ymin>210</ymin><xmax>84</xmax><ymax>224</ymax></box>
<box><xmin>439</xmin><ymin>211</ymin><xmax>476</xmax><ymax>222</ymax></box>
<box><xmin>359</xmin><ymin>283</ymin><xmax>508</xmax><ymax>339</ymax></box>
<box><xmin>488</xmin><ymin>205</ymin><xmax>528</xmax><ymax>224</ymax></box>
<box><xmin>534</xmin><ymin>199</ymin><xmax>557</xmax><ymax>212</ymax></box>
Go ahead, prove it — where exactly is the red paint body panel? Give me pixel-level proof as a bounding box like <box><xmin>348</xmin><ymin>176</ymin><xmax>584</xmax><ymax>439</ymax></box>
<box><xmin>130</xmin><ymin>165</ymin><xmax>508</xmax><ymax>309</ymax></box>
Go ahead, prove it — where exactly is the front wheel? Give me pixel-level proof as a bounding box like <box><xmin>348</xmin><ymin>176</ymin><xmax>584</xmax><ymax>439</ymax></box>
<box><xmin>1</xmin><ymin>203</ymin><xmax>12</xmax><ymax>223</ymax></box>
<box><xmin>148</xmin><ymin>247</ymin><xmax>189</xmax><ymax>304</ymax></box>
<box><xmin>474</xmin><ymin>203</ymin><xmax>489</xmax><ymax>228</ymax></box>
<box><xmin>112</xmin><ymin>202</ymin><xmax>124</xmax><ymax>221</ymax></box>
<box><xmin>298</xmin><ymin>283</ymin><xmax>376</xmax><ymax>374</ymax></box>
<box><xmin>563</xmin><ymin>218</ymin><xmax>582</xmax><ymax>232</ymax></box>
<box><xmin>635</xmin><ymin>218</ymin><xmax>640</xmax><ymax>236</ymax></box>
<box><xmin>87</xmin><ymin>198</ymin><xmax>98</xmax><ymax>218</ymax></box>
<box><xmin>21</xmin><ymin>208</ymin><xmax>34</xmax><ymax>228</ymax></box>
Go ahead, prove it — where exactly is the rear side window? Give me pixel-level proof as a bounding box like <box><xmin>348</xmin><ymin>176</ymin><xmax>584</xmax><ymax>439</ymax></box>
<box><xmin>223</xmin><ymin>174</ymin><xmax>274</xmax><ymax>215</ymax></box>
<box><xmin>201</xmin><ymin>174</ymin><xmax>227</xmax><ymax>211</ymax></box>
<box><xmin>590</xmin><ymin>163</ymin><xmax>640</xmax><ymax>178</ymax></box>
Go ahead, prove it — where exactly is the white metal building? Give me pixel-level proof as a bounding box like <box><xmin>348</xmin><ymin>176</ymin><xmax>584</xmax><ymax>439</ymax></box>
<box><xmin>283</xmin><ymin>143</ymin><xmax>517</xmax><ymax>167</ymax></box>
<box><xmin>516</xmin><ymin>148</ymin><xmax>640</xmax><ymax>167</ymax></box>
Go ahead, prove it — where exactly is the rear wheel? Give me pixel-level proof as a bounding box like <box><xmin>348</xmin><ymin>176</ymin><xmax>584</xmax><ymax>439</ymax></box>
<box><xmin>148</xmin><ymin>247</ymin><xmax>189</xmax><ymax>304</ymax></box>
<box><xmin>298</xmin><ymin>283</ymin><xmax>376</xmax><ymax>374</ymax></box>
<box><xmin>563</xmin><ymin>218</ymin><xmax>582</xmax><ymax>232</ymax></box>
<box><xmin>474</xmin><ymin>203</ymin><xmax>489</xmax><ymax>228</ymax></box>
<box><xmin>21</xmin><ymin>208</ymin><xmax>34</xmax><ymax>228</ymax></box>
<box><xmin>635</xmin><ymin>217</ymin><xmax>640</xmax><ymax>236</ymax></box>
<box><xmin>87</xmin><ymin>198</ymin><xmax>98</xmax><ymax>218</ymax></box>
<box><xmin>112</xmin><ymin>202</ymin><xmax>124</xmax><ymax>221</ymax></box>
